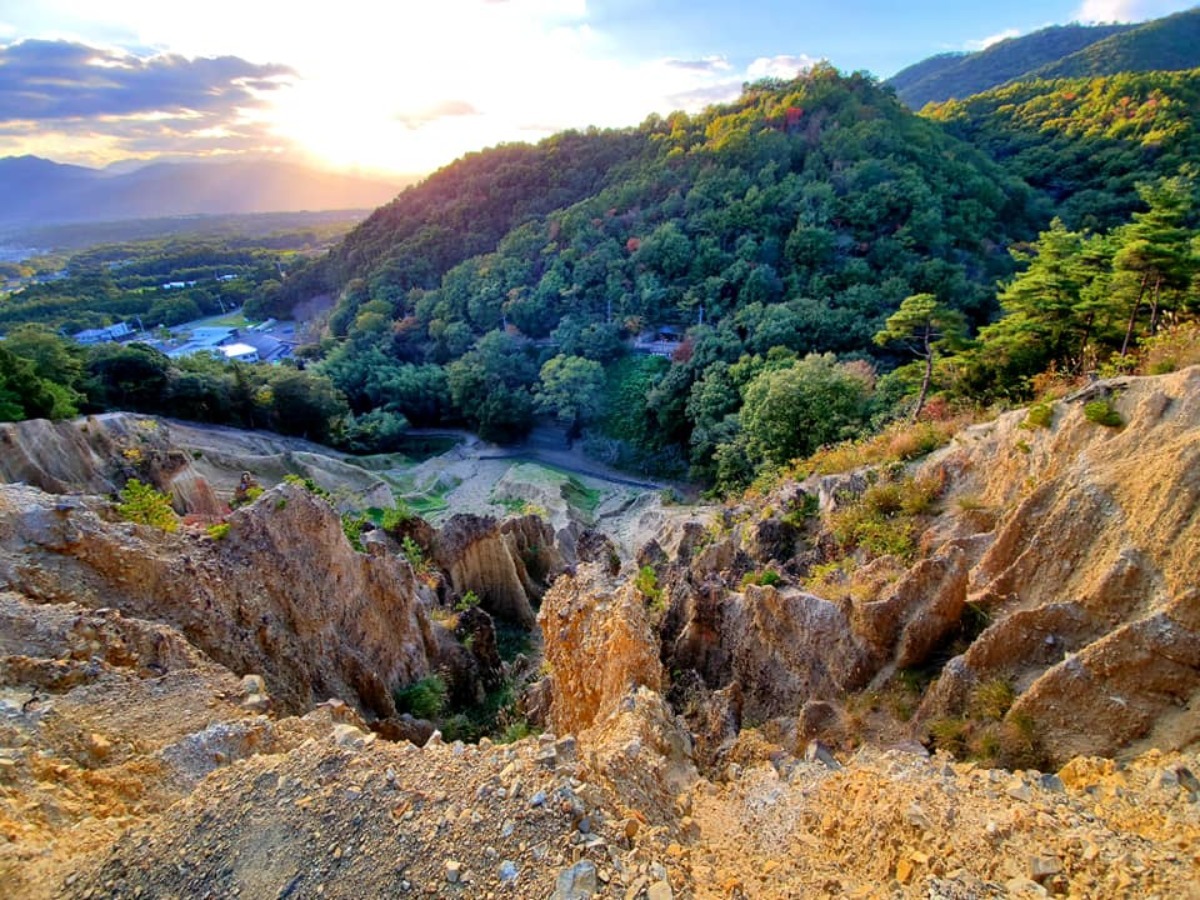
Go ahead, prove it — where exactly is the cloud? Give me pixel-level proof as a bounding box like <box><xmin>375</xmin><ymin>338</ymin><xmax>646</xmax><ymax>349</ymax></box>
<box><xmin>663</xmin><ymin>56</ymin><xmax>731</xmax><ymax>74</ymax></box>
<box><xmin>666</xmin><ymin>82</ymin><xmax>744</xmax><ymax>110</ymax></box>
<box><xmin>0</xmin><ymin>39</ymin><xmax>292</xmax><ymax>120</ymax></box>
<box><xmin>1075</xmin><ymin>0</ymin><xmax>1194</xmax><ymax>22</ymax></box>
<box><xmin>394</xmin><ymin>100</ymin><xmax>481</xmax><ymax>130</ymax></box>
<box><xmin>0</xmin><ymin>39</ymin><xmax>294</xmax><ymax>163</ymax></box>
<box><xmin>964</xmin><ymin>28</ymin><xmax>1023</xmax><ymax>51</ymax></box>
<box><xmin>745</xmin><ymin>54</ymin><xmax>818</xmax><ymax>80</ymax></box>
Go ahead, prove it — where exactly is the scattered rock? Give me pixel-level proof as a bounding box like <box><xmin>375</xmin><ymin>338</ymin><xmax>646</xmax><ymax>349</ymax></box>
<box><xmin>554</xmin><ymin>860</ymin><xmax>598</xmax><ymax>899</ymax></box>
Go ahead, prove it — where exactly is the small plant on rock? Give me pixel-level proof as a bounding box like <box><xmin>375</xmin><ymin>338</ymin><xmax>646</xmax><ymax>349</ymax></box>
<box><xmin>635</xmin><ymin>565</ymin><xmax>665</xmax><ymax>613</ymax></box>
<box><xmin>282</xmin><ymin>473</ymin><xmax>331</xmax><ymax>499</ymax></box>
<box><xmin>117</xmin><ymin>479</ymin><xmax>178</xmax><ymax>533</ymax></box>
<box><xmin>455</xmin><ymin>590</ymin><xmax>481</xmax><ymax>613</ymax></box>
<box><xmin>393</xmin><ymin>674</ymin><xmax>448</xmax><ymax>720</ymax></box>
<box><xmin>1083</xmin><ymin>398</ymin><xmax>1123</xmax><ymax>428</ymax></box>
<box><xmin>1022</xmin><ymin>402</ymin><xmax>1053</xmax><ymax>430</ymax></box>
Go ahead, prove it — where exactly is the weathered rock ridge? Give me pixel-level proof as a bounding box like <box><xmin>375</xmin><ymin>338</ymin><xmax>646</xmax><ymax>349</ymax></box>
<box><xmin>0</xmin><ymin>481</ymin><xmax>443</xmax><ymax>719</ymax></box>
<box><xmin>648</xmin><ymin>367</ymin><xmax>1200</xmax><ymax>767</ymax></box>
<box><xmin>0</xmin><ymin>413</ymin><xmax>392</xmax><ymax>516</ymax></box>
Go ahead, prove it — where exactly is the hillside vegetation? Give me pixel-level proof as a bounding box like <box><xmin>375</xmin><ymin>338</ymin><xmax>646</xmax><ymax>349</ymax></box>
<box><xmin>925</xmin><ymin>68</ymin><xmax>1200</xmax><ymax>230</ymax></box>
<box><xmin>887</xmin><ymin>22</ymin><xmax>1133</xmax><ymax>108</ymax></box>
<box><xmin>279</xmin><ymin>68</ymin><xmax>1039</xmax><ymax>469</ymax></box>
<box><xmin>3</xmin><ymin>64</ymin><xmax>1199</xmax><ymax>495</ymax></box>
<box><xmin>888</xmin><ymin>7</ymin><xmax>1200</xmax><ymax>109</ymax></box>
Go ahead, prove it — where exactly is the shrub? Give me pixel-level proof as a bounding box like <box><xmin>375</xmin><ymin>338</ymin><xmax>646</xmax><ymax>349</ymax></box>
<box><xmin>781</xmin><ymin>492</ymin><xmax>819</xmax><ymax>528</ymax></box>
<box><xmin>401</xmin><ymin>536</ymin><xmax>427</xmax><ymax>572</ymax></box>
<box><xmin>1083</xmin><ymin>399</ymin><xmax>1123</xmax><ymax>428</ymax></box>
<box><xmin>741</xmin><ymin>568</ymin><xmax>783</xmax><ymax>588</ymax></box>
<box><xmin>282</xmin><ymin>473</ymin><xmax>331</xmax><ymax>499</ymax></box>
<box><xmin>928</xmin><ymin>717</ymin><xmax>968</xmax><ymax>756</ymax></box>
<box><xmin>635</xmin><ymin>565</ymin><xmax>665</xmax><ymax>612</ymax></box>
<box><xmin>455</xmin><ymin>590</ymin><xmax>480</xmax><ymax>613</ymax></box>
<box><xmin>379</xmin><ymin>502</ymin><xmax>414</xmax><ymax>532</ymax></box>
<box><xmin>393</xmin><ymin>674</ymin><xmax>448</xmax><ymax>720</ymax></box>
<box><xmin>969</xmin><ymin>678</ymin><xmax>1016</xmax><ymax>722</ymax></box>
<box><xmin>498</xmin><ymin>720</ymin><xmax>537</xmax><ymax>744</ymax></box>
<box><xmin>206</xmin><ymin>522</ymin><xmax>231</xmax><ymax>540</ymax></box>
<box><xmin>341</xmin><ymin>513</ymin><xmax>366</xmax><ymax>551</ymax></box>
<box><xmin>1022</xmin><ymin>402</ymin><xmax>1053</xmax><ymax>430</ymax></box>
<box><xmin>117</xmin><ymin>479</ymin><xmax>178</xmax><ymax>533</ymax></box>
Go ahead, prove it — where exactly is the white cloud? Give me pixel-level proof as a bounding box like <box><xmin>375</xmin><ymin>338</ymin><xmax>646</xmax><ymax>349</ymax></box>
<box><xmin>964</xmin><ymin>28</ymin><xmax>1022</xmax><ymax>51</ymax></box>
<box><xmin>0</xmin><ymin>0</ymin><xmax>823</xmax><ymax>175</ymax></box>
<box><xmin>746</xmin><ymin>54</ymin><xmax>818</xmax><ymax>80</ymax></box>
<box><xmin>1075</xmin><ymin>0</ymin><xmax>1194</xmax><ymax>22</ymax></box>
<box><xmin>664</xmin><ymin>55</ymin><xmax>732</xmax><ymax>73</ymax></box>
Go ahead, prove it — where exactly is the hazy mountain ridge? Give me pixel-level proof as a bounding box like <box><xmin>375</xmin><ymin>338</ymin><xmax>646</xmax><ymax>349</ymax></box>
<box><xmin>888</xmin><ymin>7</ymin><xmax>1200</xmax><ymax>108</ymax></box>
<box><xmin>0</xmin><ymin>155</ymin><xmax>408</xmax><ymax>227</ymax></box>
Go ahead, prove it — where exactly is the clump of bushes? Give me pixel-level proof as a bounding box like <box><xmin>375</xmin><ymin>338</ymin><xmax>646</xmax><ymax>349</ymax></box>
<box><xmin>205</xmin><ymin>522</ymin><xmax>231</xmax><ymax>540</ymax></box>
<box><xmin>829</xmin><ymin>474</ymin><xmax>943</xmax><ymax>561</ymax></box>
<box><xmin>1022</xmin><ymin>402</ymin><xmax>1053</xmax><ymax>430</ymax></box>
<box><xmin>393</xmin><ymin>674</ymin><xmax>448</xmax><ymax>720</ymax></box>
<box><xmin>1083</xmin><ymin>398</ymin><xmax>1123</xmax><ymax>428</ymax></box>
<box><xmin>635</xmin><ymin>565</ymin><xmax>665</xmax><ymax>612</ymax></box>
<box><xmin>116</xmin><ymin>478</ymin><xmax>178</xmax><ymax>533</ymax></box>
<box><xmin>927</xmin><ymin>678</ymin><xmax>1044</xmax><ymax>769</ymax></box>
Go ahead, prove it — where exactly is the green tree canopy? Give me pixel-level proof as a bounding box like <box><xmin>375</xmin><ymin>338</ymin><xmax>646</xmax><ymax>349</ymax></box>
<box><xmin>873</xmin><ymin>293</ymin><xmax>965</xmax><ymax>419</ymax></box>
<box><xmin>741</xmin><ymin>352</ymin><xmax>874</xmax><ymax>467</ymax></box>
<box><xmin>535</xmin><ymin>354</ymin><xmax>607</xmax><ymax>433</ymax></box>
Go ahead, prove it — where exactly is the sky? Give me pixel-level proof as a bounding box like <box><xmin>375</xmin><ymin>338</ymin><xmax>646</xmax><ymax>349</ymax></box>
<box><xmin>0</xmin><ymin>0</ymin><xmax>1194</xmax><ymax>179</ymax></box>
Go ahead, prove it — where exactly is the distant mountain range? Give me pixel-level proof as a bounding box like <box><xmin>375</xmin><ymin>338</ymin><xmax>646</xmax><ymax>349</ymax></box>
<box><xmin>0</xmin><ymin>156</ymin><xmax>408</xmax><ymax>228</ymax></box>
<box><xmin>888</xmin><ymin>6</ymin><xmax>1200</xmax><ymax>108</ymax></box>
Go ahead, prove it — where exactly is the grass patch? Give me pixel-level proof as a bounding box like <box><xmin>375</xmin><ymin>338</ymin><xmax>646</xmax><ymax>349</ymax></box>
<box><xmin>829</xmin><ymin>474</ymin><xmax>943</xmax><ymax>562</ymax></box>
<box><xmin>562</xmin><ymin>475</ymin><xmax>602</xmax><ymax>516</ymax></box>
<box><xmin>786</xmin><ymin>416</ymin><xmax>974</xmax><ymax>481</ymax></box>
<box><xmin>393</xmin><ymin>674</ymin><xmax>449</xmax><ymax>720</ymax></box>
<box><xmin>1083</xmin><ymin>398</ymin><xmax>1123</xmax><ymax>428</ymax></box>
<box><xmin>926</xmin><ymin>679</ymin><xmax>1045</xmax><ymax>769</ymax></box>
<box><xmin>1022</xmin><ymin>402</ymin><xmax>1053</xmax><ymax>430</ymax></box>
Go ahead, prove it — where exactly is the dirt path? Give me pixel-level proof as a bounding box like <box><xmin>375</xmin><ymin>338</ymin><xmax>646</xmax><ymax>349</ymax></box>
<box><xmin>410</xmin><ymin>423</ymin><xmax>696</xmax><ymax>496</ymax></box>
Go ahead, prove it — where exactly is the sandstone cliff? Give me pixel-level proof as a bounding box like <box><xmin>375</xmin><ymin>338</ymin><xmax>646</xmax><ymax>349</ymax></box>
<box><xmin>0</xmin><ymin>481</ymin><xmax>442</xmax><ymax>718</ymax></box>
<box><xmin>2</xmin><ymin>370</ymin><xmax>1199</xmax><ymax>900</ymax></box>
<box><xmin>0</xmin><ymin>413</ymin><xmax>391</xmax><ymax>516</ymax></box>
<box><xmin>648</xmin><ymin>368</ymin><xmax>1200</xmax><ymax>767</ymax></box>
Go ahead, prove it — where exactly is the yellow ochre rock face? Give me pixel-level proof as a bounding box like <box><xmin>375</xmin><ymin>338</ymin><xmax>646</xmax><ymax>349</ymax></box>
<box><xmin>0</xmin><ymin>369</ymin><xmax>1198</xmax><ymax>899</ymax></box>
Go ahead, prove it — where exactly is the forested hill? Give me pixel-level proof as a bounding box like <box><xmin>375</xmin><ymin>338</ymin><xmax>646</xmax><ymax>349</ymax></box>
<box><xmin>4</xmin><ymin>65</ymin><xmax>1197</xmax><ymax>493</ymax></box>
<box><xmin>281</xmin><ymin>65</ymin><xmax>1034</xmax><ymax>328</ymax></box>
<box><xmin>887</xmin><ymin>7</ymin><xmax>1200</xmax><ymax>109</ymax></box>
<box><xmin>260</xmin><ymin>67</ymin><xmax>1044</xmax><ymax>464</ymax></box>
<box><xmin>924</xmin><ymin>68</ymin><xmax>1200</xmax><ymax>230</ymax></box>
<box><xmin>283</xmin><ymin>130</ymin><xmax>652</xmax><ymax>305</ymax></box>
<box><xmin>887</xmin><ymin>23</ymin><xmax>1132</xmax><ymax>108</ymax></box>
<box><xmin>1028</xmin><ymin>7</ymin><xmax>1200</xmax><ymax>81</ymax></box>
